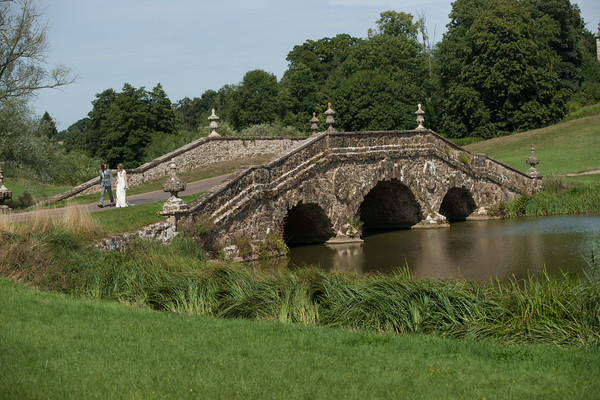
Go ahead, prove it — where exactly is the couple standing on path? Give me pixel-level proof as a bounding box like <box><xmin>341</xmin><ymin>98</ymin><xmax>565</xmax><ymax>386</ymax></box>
<box><xmin>98</xmin><ymin>163</ymin><xmax>130</xmax><ymax>208</ymax></box>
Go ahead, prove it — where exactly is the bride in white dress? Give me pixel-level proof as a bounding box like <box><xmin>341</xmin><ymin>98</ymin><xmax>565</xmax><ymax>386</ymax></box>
<box><xmin>115</xmin><ymin>163</ymin><xmax>129</xmax><ymax>208</ymax></box>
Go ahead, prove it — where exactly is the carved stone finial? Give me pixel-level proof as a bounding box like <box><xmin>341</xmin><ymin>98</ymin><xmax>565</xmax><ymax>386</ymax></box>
<box><xmin>0</xmin><ymin>166</ymin><xmax>13</xmax><ymax>213</ymax></box>
<box><xmin>310</xmin><ymin>112</ymin><xmax>319</xmax><ymax>135</ymax></box>
<box><xmin>526</xmin><ymin>145</ymin><xmax>541</xmax><ymax>178</ymax></box>
<box><xmin>415</xmin><ymin>104</ymin><xmax>426</xmax><ymax>130</ymax></box>
<box><xmin>159</xmin><ymin>159</ymin><xmax>188</xmax><ymax>215</ymax></box>
<box><xmin>208</xmin><ymin>109</ymin><xmax>220</xmax><ymax>138</ymax></box>
<box><xmin>324</xmin><ymin>103</ymin><xmax>336</xmax><ymax>132</ymax></box>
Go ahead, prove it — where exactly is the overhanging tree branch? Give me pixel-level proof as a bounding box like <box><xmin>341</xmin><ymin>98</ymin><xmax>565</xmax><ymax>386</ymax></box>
<box><xmin>0</xmin><ymin>0</ymin><xmax>75</xmax><ymax>102</ymax></box>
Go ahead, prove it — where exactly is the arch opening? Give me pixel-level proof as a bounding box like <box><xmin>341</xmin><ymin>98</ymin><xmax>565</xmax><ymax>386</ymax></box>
<box><xmin>359</xmin><ymin>180</ymin><xmax>421</xmax><ymax>231</ymax></box>
<box><xmin>283</xmin><ymin>202</ymin><xmax>335</xmax><ymax>246</ymax></box>
<box><xmin>439</xmin><ymin>188</ymin><xmax>477</xmax><ymax>222</ymax></box>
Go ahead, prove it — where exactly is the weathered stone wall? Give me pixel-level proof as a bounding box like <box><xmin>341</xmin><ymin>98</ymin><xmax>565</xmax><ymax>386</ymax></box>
<box><xmin>96</xmin><ymin>219</ymin><xmax>177</xmax><ymax>251</ymax></box>
<box><xmin>181</xmin><ymin>129</ymin><xmax>541</xmax><ymax>253</ymax></box>
<box><xmin>38</xmin><ymin>136</ymin><xmax>305</xmax><ymax>206</ymax></box>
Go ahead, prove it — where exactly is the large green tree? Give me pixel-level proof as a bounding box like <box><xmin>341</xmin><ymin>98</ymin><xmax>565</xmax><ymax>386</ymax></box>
<box><xmin>436</xmin><ymin>0</ymin><xmax>568</xmax><ymax>138</ymax></box>
<box><xmin>523</xmin><ymin>0</ymin><xmax>586</xmax><ymax>91</ymax></box>
<box><xmin>279</xmin><ymin>62</ymin><xmax>319</xmax><ymax>130</ymax></box>
<box><xmin>79</xmin><ymin>83</ymin><xmax>176</xmax><ymax>168</ymax></box>
<box><xmin>367</xmin><ymin>10</ymin><xmax>421</xmax><ymax>40</ymax></box>
<box><xmin>149</xmin><ymin>83</ymin><xmax>176</xmax><ymax>135</ymax></box>
<box><xmin>173</xmin><ymin>90</ymin><xmax>218</xmax><ymax>131</ymax></box>
<box><xmin>286</xmin><ymin>34</ymin><xmax>362</xmax><ymax>87</ymax></box>
<box><xmin>327</xmin><ymin>13</ymin><xmax>429</xmax><ymax>131</ymax></box>
<box><xmin>98</xmin><ymin>83</ymin><xmax>154</xmax><ymax>167</ymax></box>
<box><xmin>228</xmin><ymin>70</ymin><xmax>280</xmax><ymax>130</ymax></box>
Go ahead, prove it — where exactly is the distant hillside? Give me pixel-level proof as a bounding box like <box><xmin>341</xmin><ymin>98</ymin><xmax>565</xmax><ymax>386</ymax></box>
<box><xmin>465</xmin><ymin>112</ymin><xmax>600</xmax><ymax>182</ymax></box>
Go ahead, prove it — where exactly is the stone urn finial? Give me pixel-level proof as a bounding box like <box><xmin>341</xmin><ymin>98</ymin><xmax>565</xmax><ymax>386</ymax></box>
<box><xmin>159</xmin><ymin>159</ymin><xmax>188</xmax><ymax>215</ymax></box>
<box><xmin>324</xmin><ymin>103</ymin><xmax>336</xmax><ymax>132</ymax></box>
<box><xmin>208</xmin><ymin>109</ymin><xmax>220</xmax><ymax>138</ymax></box>
<box><xmin>526</xmin><ymin>145</ymin><xmax>541</xmax><ymax>178</ymax></box>
<box><xmin>0</xmin><ymin>166</ymin><xmax>12</xmax><ymax>213</ymax></box>
<box><xmin>310</xmin><ymin>112</ymin><xmax>319</xmax><ymax>135</ymax></box>
<box><xmin>415</xmin><ymin>104</ymin><xmax>426</xmax><ymax>130</ymax></box>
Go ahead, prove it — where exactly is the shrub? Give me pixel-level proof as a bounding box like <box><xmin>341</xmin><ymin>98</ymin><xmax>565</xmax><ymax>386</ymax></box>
<box><xmin>258</xmin><ymin>232</ymin><xmax>289</xmax><ymax>261</ymax></box>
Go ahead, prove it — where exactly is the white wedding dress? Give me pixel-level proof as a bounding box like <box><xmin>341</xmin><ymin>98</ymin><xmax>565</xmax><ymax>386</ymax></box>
<box><xmin>115</xmin><ymin>170</ymin><xmax>128</xmax><ymax>208</ymax></box>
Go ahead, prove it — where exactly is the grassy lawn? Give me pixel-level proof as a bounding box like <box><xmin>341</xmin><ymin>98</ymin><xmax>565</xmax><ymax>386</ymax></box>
<box><xmin>3</xmin><ymin>178</ymin><xmax>72</xmax><ymax>207</ymax></box>
<box><xmin>465</xmin><ymin>114</ymin><xmax>600</xmax><ymax>177</ymax></box>
<box><xmin>1</xmin><ymin>278</ymin><xmax>598</xmax><ymax>400</ymax></box>
<box><xmin>89</xmin><ymin>193</ymin><xmax>199</xmax><ymax>236</ymax></box>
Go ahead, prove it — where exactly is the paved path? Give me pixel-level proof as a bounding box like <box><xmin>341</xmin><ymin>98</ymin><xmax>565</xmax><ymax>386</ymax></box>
<box><xmin>563</xmin><ymin>169</ymin><xmax>600</xmax><ymax>176</ymax></box>
<box><xmin>4</xmin><ymin>173</ymin><xmax>234</xmax><ymax>222</ymax></box>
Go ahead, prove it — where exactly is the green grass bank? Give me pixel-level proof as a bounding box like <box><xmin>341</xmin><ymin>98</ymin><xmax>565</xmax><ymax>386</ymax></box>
<box><xmin>2</xmin><ymin>277</ymin><xmax>599</xmax><ymax>400</ymax></box>
<box><xmin>1</xmin><ymin>222</ymin><xmax>598</xmax><ymax>347</ymax></box>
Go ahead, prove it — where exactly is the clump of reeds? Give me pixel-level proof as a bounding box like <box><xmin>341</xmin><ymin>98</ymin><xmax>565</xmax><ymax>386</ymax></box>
<box><xmin>507</xmin><ymin>180</ymin><xmax>600</xmax><ymax>217</ymax></box>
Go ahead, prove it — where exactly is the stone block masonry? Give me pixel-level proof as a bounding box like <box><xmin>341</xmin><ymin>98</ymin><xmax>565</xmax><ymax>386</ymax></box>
<box><xmin>37</xmin><ymin>136</ymin><xmax>305</xmax><ymax>206</ymax></box>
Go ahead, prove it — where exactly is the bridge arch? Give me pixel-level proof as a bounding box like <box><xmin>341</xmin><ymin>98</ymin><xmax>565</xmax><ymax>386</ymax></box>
<box><xmin>359</xmin><ymin>179</ymin><xmax>422</xmax><ymax>230</ymax></box>
<box><xmin>439</xmin><ymin>187</ymin><xmax>477</xmax><ymax>221</ymax></box>
<box><xmin>282</xmin><ymin>202</ymin><xmax>335</xmax><ymax>245</ymax></box>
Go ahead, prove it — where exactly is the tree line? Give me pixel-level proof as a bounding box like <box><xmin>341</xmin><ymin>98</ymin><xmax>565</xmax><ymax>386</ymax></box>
<box><xmin>2</xmin><ymin>0</ymin><xmax>599</xmax><ymax>183</ymax></box>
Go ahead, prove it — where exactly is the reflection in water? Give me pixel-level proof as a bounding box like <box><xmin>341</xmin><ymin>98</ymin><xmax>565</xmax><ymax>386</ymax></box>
<box><xmin>285</xmin><ymin>216</ymin><xmax>600</xmax><ymax>281</ymax></box>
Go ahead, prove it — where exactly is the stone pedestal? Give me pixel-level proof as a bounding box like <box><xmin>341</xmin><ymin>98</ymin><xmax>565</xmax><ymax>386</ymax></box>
<box><xmin>466</xmin><ymin>207</ymin><xmax>501</xmax><ymax>221</ymax></box>
<box><xmin>158</xmin><ymin>160</ymin><xmax>188</xmax><ymax>230</ymax></box>
<box><xmin>325</xmin><ymin>235</ymin><xmax>364</xmax><ymax>245</ymax></box>
<box><xmin>526</xmin><ymin>145</ymin><xmax>542</xmax><ymax>178</ymax></box>
<box><xmin>411</xmin><ymin>211</ymin><xmax>450</xmax><ymax>229</ymax></box>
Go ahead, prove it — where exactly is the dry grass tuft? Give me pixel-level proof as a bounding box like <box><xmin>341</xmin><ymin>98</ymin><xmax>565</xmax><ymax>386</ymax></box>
<box><xmin>60</xmin><ymin>206</ymin><xmax>98</xmax><ymax>239</ymax></box>
<box><xmin>0</xmin><ymin>206</ymin><xmax>98</xmax><ymax>238</ymax></box>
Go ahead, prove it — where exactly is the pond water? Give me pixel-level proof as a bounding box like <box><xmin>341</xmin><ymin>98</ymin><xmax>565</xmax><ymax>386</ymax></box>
<box><xmin>282</xmin><ymin>215</ymin><xmax>600</xmax><ymax>281</ymax></box>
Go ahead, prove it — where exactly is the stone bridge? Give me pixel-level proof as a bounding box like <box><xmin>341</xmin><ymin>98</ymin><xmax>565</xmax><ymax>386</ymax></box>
<box><xmin>180</xmin><ymin>125</ymin><xmax>541</xmax><ymax>258</ymax></box>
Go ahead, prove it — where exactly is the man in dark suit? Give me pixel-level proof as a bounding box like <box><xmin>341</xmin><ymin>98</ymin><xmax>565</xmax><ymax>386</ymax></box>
<box><xmin>98</xmin><ymin>163</ymin><xmax>115</xmax><ymax>208</ymax></box>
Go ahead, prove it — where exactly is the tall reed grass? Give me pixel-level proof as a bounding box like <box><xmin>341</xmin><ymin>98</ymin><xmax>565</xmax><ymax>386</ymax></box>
<box><xmin>2</xmin><ymin>222</ymin><xmax>599</xmax><ymax>346</ymax></box>
<box><xmin>506</xmin><ymin>177</ymin><xmax>600</xmax><ymax>217</ymax></box>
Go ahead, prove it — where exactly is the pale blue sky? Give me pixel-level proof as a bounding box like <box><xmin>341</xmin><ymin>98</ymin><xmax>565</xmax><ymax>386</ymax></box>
<box><xmin>31</xmin><ymin>0</ymin><xmax>600</xmax><ymax>130</ymax></box>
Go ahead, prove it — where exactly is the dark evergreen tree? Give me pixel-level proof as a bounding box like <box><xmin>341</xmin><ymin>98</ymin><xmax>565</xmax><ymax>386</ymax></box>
<box><xmin>86</xmin><ymin>88</ymin><xmax>118</xmax><ymax>157</ymax></box>
<box><xmin>62</xmin><ymin>118</ymin><xmax>90</xmax><ymax>153</ymax></box>
<box><xmin>37</xmin><ymin>111</ymin><xmax>58</xmax><ymax>140</ymax></box>
<box><xmin>149</xmin><ymin>83</ymin><xmax>176</xmax><ymax>135</ymax></box>
<box><xmin>279</xmin><ymin>62</ymin><xmax>319</xmax><ymax>130</ymax></box>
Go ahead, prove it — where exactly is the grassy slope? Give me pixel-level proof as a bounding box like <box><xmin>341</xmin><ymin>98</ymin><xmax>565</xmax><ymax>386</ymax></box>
<box><xmin>465</xmin><ymin>114</ymin><xmax>600</xmax><ymax>180</ymax></box>
<box><xmin>1</xmin><ymin>278</ymin><xmax>598</xmax><ymax>400</ymax></box>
